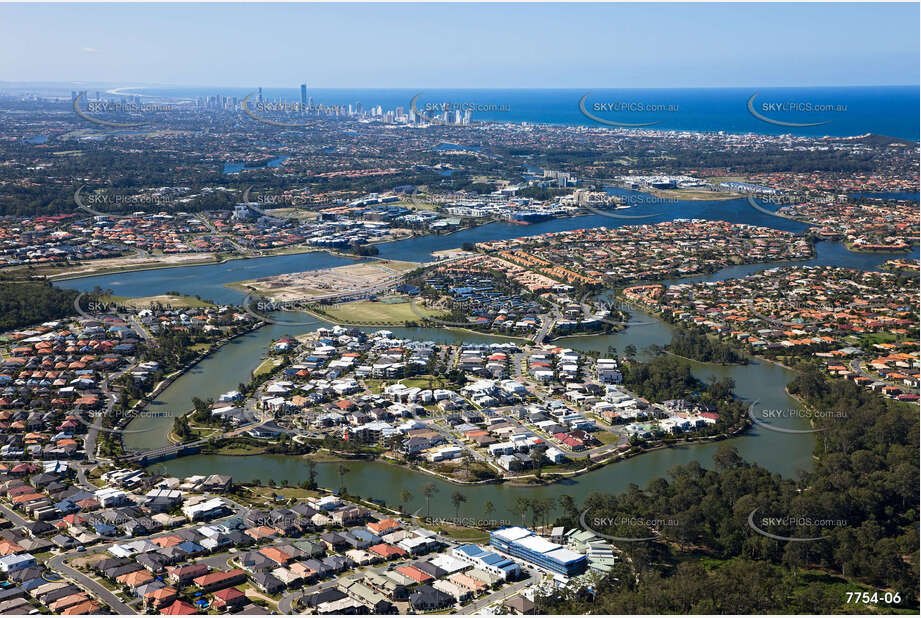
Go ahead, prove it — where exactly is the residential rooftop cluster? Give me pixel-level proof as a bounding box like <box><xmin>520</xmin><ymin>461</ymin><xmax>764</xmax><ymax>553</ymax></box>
<box><xmin>626</xmin><ymin>265</ymin><xmax>919</xmax><ymax>400</ymax></box>
<box><xmin>2</xmin><ymin>455</ymin><xmax>602</xmax><ymax>616</ymax></box>
<box><xmin>416</xmin><ymin>257</ymin><xmax>549</xmax><ymax>333</ymax></box>
<box><xmin>476</xmin><ymin>220</ymin><xmax>813</xmax><ymax>286</ymax></box>
<box><xmin>0</xmin><ymin>305</ymin><xmax>256</xmax><ymax>460</ymax></box>
<box><xmin>778</xmin><ymin>200</ymin><xmax>920</xmax><ymax>251</ymax></box>
<box><xmin>251</xmin><ymin>327</ymin><xmax>730</xmax><ymax>480</ymax></box>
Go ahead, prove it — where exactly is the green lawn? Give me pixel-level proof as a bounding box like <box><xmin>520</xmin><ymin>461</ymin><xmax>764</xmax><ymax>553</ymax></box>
<box><xmin>594</xmin><ymin>430</ymin><xmax>623</xmax><ymax>445</ymax></box>
<box><xmin>323</xmin><ymin>299</ymin><xmax>447</xmax><ymax>324</ymax></box>
<box><xmin>401</xmin><ymin>375</ymin><xmax>447</xmax><ymax>389</ymax></box>
<box><xmin>253</xmin><ymin>357</ymin><xmax>284</xmax><ymax>377</ymax></box>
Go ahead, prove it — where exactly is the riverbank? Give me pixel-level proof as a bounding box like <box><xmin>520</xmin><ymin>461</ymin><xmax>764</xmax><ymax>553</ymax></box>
<box><xmin>121</xmin><ymin>321</ymin><xmax>266</xmax><ymax>451</ymax></box>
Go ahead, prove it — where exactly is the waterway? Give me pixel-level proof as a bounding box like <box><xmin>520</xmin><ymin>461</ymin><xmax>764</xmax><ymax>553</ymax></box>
<box><xmin>154</xmin><ymin>302</ymin><xmax>816</xmax><ymax>521</ymax></box>
<box><xmin>52</xmin><ymin>197</ymin><xmax>916</xmax><ymax>514</ymax></box>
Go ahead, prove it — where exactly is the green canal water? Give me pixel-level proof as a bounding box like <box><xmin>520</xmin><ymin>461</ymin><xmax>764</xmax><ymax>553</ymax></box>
<box><xmin>145</xmin><ymin>307</ymin><xmax>815</xmax><ymax>520</ymax></box>
<box><xmin>53</xmin><ymin>208</ymin><xmax>907</xmax><ymax>517</ymax></box>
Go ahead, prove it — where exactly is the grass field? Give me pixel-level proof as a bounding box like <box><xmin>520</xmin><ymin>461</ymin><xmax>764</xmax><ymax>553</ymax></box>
<box><xmin>253</xmin><ymin>357</ymin><xmax>284</xmax><ymax>377</ymax></box>
<box><xmin>323</xmin><ymin>299</ymin><xmax>447</xmax><ymax>324</ymax></box>
<box><xmin>100</xmin><ymin>293</ymin><xmax>214</xmax><ymax>309</ymax></box>
<box><xmin>594</xmin><ymin>430</ymin><xmax>624</xmax><ymax>445</ymax></box>
<box><xmin>401</xmin><ymin>375</ymin><xmax>449</xmax><ymax>389</ymax></box>
<box><xmin>648</xmin><ymin>188</ymin><xmax>740</xmax><ymax>201</ymax></box>
<box><xmin>705</xmin><ymin>176</ymin><xmax>750</xmax><ymax>184</ymax></box>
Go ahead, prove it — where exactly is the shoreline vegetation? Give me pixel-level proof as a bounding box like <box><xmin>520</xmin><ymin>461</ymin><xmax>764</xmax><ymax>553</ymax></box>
<box><xmin>8</xmin><ymin>203</ymin><xmax>916</xmax><ymax>284</ymax></box>
<box><xmin>139</xmin><ymin>326</ymin><xmax>753</xmax><ymax>487</ymax></box>
<box><xmin>121</xmin><ymin>320</ymin><xmax>266</xmax><ymax>451</ymax></box>
<box><xmin>171</xmin><ymin>409</ymin><xmax>752</xmax><ymax>488</ymax></box>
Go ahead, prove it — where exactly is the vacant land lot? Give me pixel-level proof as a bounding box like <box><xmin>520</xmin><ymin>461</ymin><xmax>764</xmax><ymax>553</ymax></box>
<box><xmin>234</xmin><ymin>259</ymin><xmax>419</xmax><ymax>301</ymax></box>
<box><xmin>102</xmin><ymin>294</ymin><xmax>213</xmax><ymax>309</ymax></box>
<box><xmin>25</xmin><ymin>252</ymin><xmax>222</xmax><ymax>279</ymax></box>
<box><xmin>321</xmin><ymin>298</ymin><xmax>446</xmax><ymax>324</ymax></box>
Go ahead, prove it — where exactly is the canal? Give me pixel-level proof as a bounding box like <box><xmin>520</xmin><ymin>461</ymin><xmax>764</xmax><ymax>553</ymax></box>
<box><xmin>52</xmin><ymin>197</ymin><xmax>915</xmax><ymax>516</ymax></box>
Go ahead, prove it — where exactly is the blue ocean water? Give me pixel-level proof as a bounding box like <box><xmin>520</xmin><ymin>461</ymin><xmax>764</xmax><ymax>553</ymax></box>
<box><xmin>119</xmin><ymin>86</ymin><xmax>919</xmax><ymax>140</ymax></box>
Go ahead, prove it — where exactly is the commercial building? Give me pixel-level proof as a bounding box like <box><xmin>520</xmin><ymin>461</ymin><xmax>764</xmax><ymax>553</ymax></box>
<box><xmin>490</xmin><ymin>527</ymin><xmax>587</xmax><ymax>577</ymax></box>
<box><xmin>451</xmin><ymin>544</ymin><xmax>520</xmax><ymax>581</ymax></box>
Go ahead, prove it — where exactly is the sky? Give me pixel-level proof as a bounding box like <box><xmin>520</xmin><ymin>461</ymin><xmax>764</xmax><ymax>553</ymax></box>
<box><xmin>1</xmin><ymin>2</ymin><xmax>918</xmax><ymax>88</ymax></box>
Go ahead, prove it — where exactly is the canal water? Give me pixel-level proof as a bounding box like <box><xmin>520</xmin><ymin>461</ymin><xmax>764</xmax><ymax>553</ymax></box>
<box><xmin>52</xmin><ymin>197</ymin><xmax>915</xmax><ymax>515</ymax></box>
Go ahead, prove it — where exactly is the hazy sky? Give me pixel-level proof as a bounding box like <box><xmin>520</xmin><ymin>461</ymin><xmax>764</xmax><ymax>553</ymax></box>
<box><xmin>2</xmin><ymin>2</ymin><xmax>918</xmax><ymax>88</ymax></box>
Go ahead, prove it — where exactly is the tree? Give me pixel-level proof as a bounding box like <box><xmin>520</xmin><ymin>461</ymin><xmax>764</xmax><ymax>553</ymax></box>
<box><xmin>423</xmin><ymin>482</ymin><xmax>439</xmax><ymax>518</ymax></box>
<box><xmin>450</xmin><ymin>491</ymin><xmax>468</xmax><ymax>521</ymax></box>
<box><xmin>306</xmin><ymin>459</ymin><xmax>318</xmax><ymax>490</ymax></box>
<box><xmin>532</xmin><ymin>444</ymin><xmax>548</xmax><ymax>478</ymax></box>
<box><xmin>624</xmin><ymin>344</ymin><xmax>637</xmax><ymax>359</ymax></box>
<box><xmin>713</xmin><ymin>444</ymin><xmax>743</xmax><ymax>471</ymax></box>
<box><xmin>484</xmin><ymin>501</ymin><xmax>496</xmax><ymax>522</ymax></box>
<box><xmin>514</xmin><ymin>496</ymin><xmax>531</xmax><ymax>525</ymax></box>
<box><xmin>557</xmin><ymin>494</ymin><xmax>578</xmax><ymax>525</ymax></box>
<box><xmin>400</xmin><ymin>489</ymin><xmax>413</xmax><ymax>514</ymax></box>
<box><xmin>337</xmin><ymin>464</ymin><xmax>350</xmax><ymax>494</ymax></box>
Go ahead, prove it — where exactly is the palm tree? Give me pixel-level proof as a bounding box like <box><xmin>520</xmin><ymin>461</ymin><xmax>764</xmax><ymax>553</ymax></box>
<box><xmin>450</xmin><ymin>491</ymin><xmax>467</xmax><ymax>521</ymax></box>
<box><xmin>484</xmin><ymin>501</ymin><xmax>495</xmax><ymax>519</ymax></box>
<box><xmin>540</xmin><ymin>497</ymin><xmax>556</xmax><ymax>529</ymax></box>
<box><xmin>514</xmin><ymin>496</ymin><xmax>531</xmax><ymax>525</ymax></box>
<box><xmin>423</xmin><ymin>482</ymin><xmax>439</xmax><ymax>518</ymax></box>
<box><xmin>337</xmin><ymin>464</ymin><xmax>350</xmax><ymax>494</ymax></box>
<box><xmin>400</xmin><ymin>488</ymin><xmax>413</xmax><ymax>514</ymax></box>
<box><xmin>532</xmin><ymin>444</ymin><xmax>547</xmax><ymax>479</ymax></box>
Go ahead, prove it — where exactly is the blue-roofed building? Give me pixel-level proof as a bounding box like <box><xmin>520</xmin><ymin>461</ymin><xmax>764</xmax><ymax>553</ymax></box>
<box><xmin>54</xmin><ymin>500</ymin><xmax>77</xmax><ymax>515</ymax></box>
<box><xmin>350</xmin><ymin>528</ymin><xmax>382</xmax><ymax>544</ymax></box>
<box><xmin>177</xmin><ymin>541</ymin><xmax>206</xmax><ymax>557</ymax></box>
<box><xmin>490</xmin><ymin>527</ymin><xmax>587</xmax><ymax>577</ymax></box>
<box><xmin>397</xmin><ymin>284</ymin><xmax>420</xmax><ymax>296</ymax></box>
<box><xmin>93</xmin><ymin>522</ymin><xmax>117</xmax><ymax>536</ymax></box>
<box><xmin>451</xmin><ymin>544</ymin><xmax>520</xmax><ymax>581</ymax></box>
<box><xmin>20</xmin><ymin>577</ymin><xmax>46</xmax><ymax>591</ymax></box>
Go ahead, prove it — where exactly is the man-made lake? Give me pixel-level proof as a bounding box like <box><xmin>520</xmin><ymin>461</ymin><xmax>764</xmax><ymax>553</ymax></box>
<box><xmin>52</xmin><ymin>194</ymin><xmax>914</xmax><ymax>515</ymax></box>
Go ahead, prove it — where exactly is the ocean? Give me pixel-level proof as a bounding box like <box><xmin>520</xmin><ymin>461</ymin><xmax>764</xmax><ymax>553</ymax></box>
<box><xmin>110</xmin><ymin>86</ymin><xmax>920</xmax><ymax>140</ymax></box>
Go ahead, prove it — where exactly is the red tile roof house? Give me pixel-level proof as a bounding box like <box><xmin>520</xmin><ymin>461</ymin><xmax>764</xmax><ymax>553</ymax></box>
<box><xmin>145</xmin><ymin>586</ymin><xmax>178</xmax><ymax>610</ymax></box>
<box><xmin>193</xmin><ymin>568</ymin><xmax>247</xmax><ymax>593</ymax></box>
<box><xmin>259</xmin><ymin>546</ymin><xmax>293</xmax><ymax>566</ymax></box>
<box><xmin>161</xmin><ymin>599</ymin><xmax>198</xmax><ymax>615</ymax></box>
<box><xmin>167</xmin><ymin>564</ymin><xmax>210</xmax><ymax>587</ymax></box>
<box><xmin>369</xmin><ymin>543</ymin><xmax>408</xmax><ymax>561</ymax></box>
<box><xmin>211</xmin><ymin>586</ymin><xmax>247</xmax><ymax>610</ymax></box>
<box><xmin>396</xmin><ymin>565</ymin><xmax>434</xmax><ymax>584</ymax></box>
<box><xmin>367</xmin><ymin>518</ymin><xmax>401</xmax><ymax>536</ymax></box>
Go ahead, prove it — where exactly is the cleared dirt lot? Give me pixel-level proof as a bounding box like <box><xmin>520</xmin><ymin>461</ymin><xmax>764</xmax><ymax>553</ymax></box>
<box><xmin>233</xmin><ymin>259</ymin><xmax>419</xmax><ymax>301</ymax></box>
